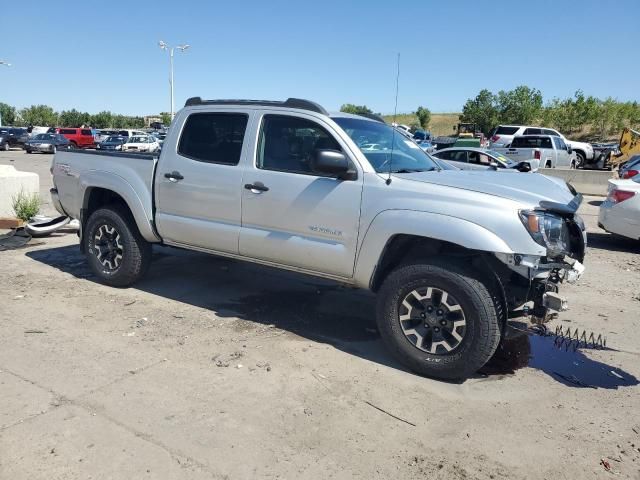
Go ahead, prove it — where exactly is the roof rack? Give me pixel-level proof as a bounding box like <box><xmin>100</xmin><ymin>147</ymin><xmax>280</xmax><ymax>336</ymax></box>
<box><xmin>184</xmin><ymin>97</ymin><xmax>328</xmax><ymax>115</ymax></box>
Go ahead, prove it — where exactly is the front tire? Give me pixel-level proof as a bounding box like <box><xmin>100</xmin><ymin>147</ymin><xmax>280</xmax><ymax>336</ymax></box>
<box><xmin>575</xmin><ymin>152</ymin><xmax>585</xmax><ymax>169</ymax></box>
<box><xmin>376</xmin><ymin>262</ymin><xmax>501</xmax><ymax>380</ymax></box>
<box><xmin>84</xmin><ymin>206</ymin><xmax>152</xmax><ymax>287</ymax></box>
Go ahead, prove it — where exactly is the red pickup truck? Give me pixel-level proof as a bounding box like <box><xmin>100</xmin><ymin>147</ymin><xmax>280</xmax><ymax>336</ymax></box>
<box><xmin>49</xmin><ymin>127</ymin><xmax>95</xmax><ymax>148</ymax></box>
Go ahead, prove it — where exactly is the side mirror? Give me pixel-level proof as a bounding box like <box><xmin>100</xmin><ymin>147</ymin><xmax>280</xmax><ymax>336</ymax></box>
<box><xmin>566</xmin><ymin>145</ymin><xmax>573</xmax><ymax>154</ymax></box>
<box><xmin>517</xmin><ymin>161</ymin><xmax>531</xmax><ymax>172</ymax></box>
<box><xmin>311</xmin><ymin>150</ymin><xmax>355</xmax><ymax>180</ymax></box>
<box><xmin>489</xmin><ymin>161</ymin><xmax>499</xmax><ymax>170</ymax></box>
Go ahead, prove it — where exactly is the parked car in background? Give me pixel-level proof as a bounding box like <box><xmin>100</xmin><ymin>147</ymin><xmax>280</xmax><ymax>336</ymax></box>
<box><xmin>412</xmin><ymin>129</ymin><xmax>431</xmax><ymax>142</ymax></box>
<box><xmin>493</xmin><ymin>135</ymin><xmax>575</xmax><ymax>168</ymax></box>
<box><xmin>95</xmin><ymin>129</ymin><xmax>119</xmax><ymax>144</ymax></box>
<box><xmin>24</xmin><ymin>133</ymin><xmax>70</xmax><ymax>154</ymax></box>
<box><xmin>599</xmin><ymin>176</ymin><xmax>640</xmax><ymax>241</ymax></box>
<box><xmin>49</xmin><ymin>127</ymin><xmax>95</xmax><ymax>148</ymax></box>
<box><xmin>0</xmin><ymin>127</ymin><xmax>29</xmax><ymax>150</ymax></box>
<box><xmin>97</xmin><ymin>135</ymin><xmax>128</xmax><ymax>151</ymax></box>
<box><xmin>116</xmin><ymin>129</ymin><xmax>147</xmax><ymax>139</ymax></box>
<box><xmin>618</xmin><ymin>154</ymin><xmax>640</xmax><ymax>179</ymax></box>
<box><xmin>121</xmin><ymin>135</ymin><xmax>160</xmax><ymax>153</ymax></box>
<box><xmin>489</xmin><ymin>125</ymin><xmax>594</xmax><ymax>167</ymax></box>
<box><xmin>27</xmin><ymin>126</ymin><xmax>51</xmax><ymax>136</ymax></box>
<box><xmin>151</xmin><ymin>131</ymin><xmax>167</xmax><ymax>147</ymax></box>
<box><xmin>418</xmin><ymin>140</ymin><xmax>435</xmax><ymax>153</ymax></box>
<box><xmin>433</xmin><ymin>147</ymin><xmax>539</xmax><ymax>172</ymax></box>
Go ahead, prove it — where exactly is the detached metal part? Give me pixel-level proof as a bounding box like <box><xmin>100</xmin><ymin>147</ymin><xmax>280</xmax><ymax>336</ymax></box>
<box><xmin>542</xmin><ymin>291</ymin><xmax>568</xmax><ymax>312</ymax></box>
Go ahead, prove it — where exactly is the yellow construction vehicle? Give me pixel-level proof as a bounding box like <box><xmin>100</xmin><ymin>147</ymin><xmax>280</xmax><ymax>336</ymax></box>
<box><xmin>589</xmin><ymin>127</ymin><xmax>640</xmax><ymax>169</ymax></box>
<box><xmin>612</xmin><ymin>127</ymin><xmax>640</xmax><ymax>167</ymax></box>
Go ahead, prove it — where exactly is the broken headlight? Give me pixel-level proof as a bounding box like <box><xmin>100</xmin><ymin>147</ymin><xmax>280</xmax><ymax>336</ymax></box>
<box><xmin>519</xmin><ymin>210</ymin><xmax>570</xmax><ymax>257</ymax></box>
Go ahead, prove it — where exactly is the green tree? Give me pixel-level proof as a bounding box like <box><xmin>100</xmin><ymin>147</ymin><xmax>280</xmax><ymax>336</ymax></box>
<box><xmin>19</xmin><ymin>105</ymin><xmax>58</xmax><ymax>127</ymax></box>
<box><xmin>496</xmin><ymin>85</ymin><xmax>543</xmax><ymax>125</ymax></box>
<box><xmin>91</xmin><ymin>111</ymin><xmax>114</xmax><ymax>129</ymax></box>
<box><xmin>160</xmin><ymin>112</ymin><xmax>171</xmax><ymax>126</ymax></box>
<box><xmin>415</xmin><ymin>106</ymin><xmax>431</xmax><ymax>130</ymax></box>
<box><xmin>460</xmin><ymin>89</ymin><xmax>499</xmax><ymax>134</ymax></box>
<box><xmin>0</xmin><ymin>102</ymin><xmax>17</xmax><ymax>126</ymax></box>
<box><xmin>112</xmin><ymin>114</ymin><xmax>127</xmax><ymax>129</ymax></box>
<box><xmin>59</xmin><ymin>109</ymin><xmax>89</xmax><ymax>127</ymax></box>
<box><xmin>340</xmin><ymin>103</ymin><xmax>373</xmax><ymax>115</ymax></box>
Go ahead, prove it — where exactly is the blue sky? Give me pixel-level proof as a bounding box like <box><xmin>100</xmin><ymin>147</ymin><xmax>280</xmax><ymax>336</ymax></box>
<box><xmin>1</xmin><ymin>0</ymin><xmax>638</xmax><ymax>116</ymax></box>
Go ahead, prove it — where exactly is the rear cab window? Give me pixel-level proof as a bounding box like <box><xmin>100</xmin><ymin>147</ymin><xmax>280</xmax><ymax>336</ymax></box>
<box><xmin>511</xmin><ymin>136</ymin><xmax>553</xmax><ymax>149</ymax></box>
<box><xmin>178</xmin><ymin>112</ymin><xmax>249</xmax><ymax>165</ymax></box>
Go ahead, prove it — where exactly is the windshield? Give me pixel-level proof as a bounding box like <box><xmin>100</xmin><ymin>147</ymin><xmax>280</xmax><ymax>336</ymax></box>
<box><xmin>332</xmin><ymin>117</ymin><xmax>439</xmax><ymax>173</ymax></box>
<box><xmin>105</xmin><ymin>136</ymin><xmax>124</xmax><ymax>142</ymax></box>
<box><xmin>34</xmin><ymin>134</ymin><xmax>55</xmax><ymax>140</ymax></box>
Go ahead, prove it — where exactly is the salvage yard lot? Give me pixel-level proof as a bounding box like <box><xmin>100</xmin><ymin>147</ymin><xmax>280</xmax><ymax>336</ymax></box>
<box><xmin>1</xmin><ymin>149</ymin><xmax>640</xmax><ymax>479</ymax></box>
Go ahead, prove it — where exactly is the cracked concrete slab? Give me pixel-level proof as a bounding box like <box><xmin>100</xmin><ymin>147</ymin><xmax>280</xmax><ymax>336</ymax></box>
<box><xmin>0</xmin><ymin>404</ymin><xmax>219</xmax><ymax>480</ymax></box>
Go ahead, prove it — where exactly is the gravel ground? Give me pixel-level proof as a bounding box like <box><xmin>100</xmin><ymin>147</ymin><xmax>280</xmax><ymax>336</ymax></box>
<box><xmin>1</xmin><ymin>149</ymin><xmax>639</xmax><ymax>480</ymax></box>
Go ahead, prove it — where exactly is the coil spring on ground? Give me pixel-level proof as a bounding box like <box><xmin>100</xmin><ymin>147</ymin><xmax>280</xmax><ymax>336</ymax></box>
<box><xmin>528</xmin><ymin>324</ymin><xmax>607</xmax><ymax>351</ymax></box>
<box><xmin>553</xmin><ymin>325</ymin><xmax>607</xmax><ymax>351</ymax></box>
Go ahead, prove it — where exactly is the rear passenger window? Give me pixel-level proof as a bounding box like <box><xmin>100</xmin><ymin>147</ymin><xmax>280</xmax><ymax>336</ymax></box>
<box><xmin>178</xmin><ymin>113</ymin><xmax>248</xmax><ymax>165</ymax></box>
<box><xmin>60</xmin><ymin>129</ymin><xmax>76</xmax><ymax>135</ymax></box>
<box><xmin>257</xmin><ymin>115</ymin><xmax>341</xmax><ymax>175</ymax></box>
<box><xmin>495</xmin><ymin>126</ymin><xmax>519</xmax><ymax>135</ymax></box>
<box><xmin>524</xmin><ymin>128</ymin><xmax>542</xmax><ymax>135</ymax></box>
<box><xmin>81</xmin><ymin>129</ymin><xmax>92</xmax><ymax>135</ymax></box>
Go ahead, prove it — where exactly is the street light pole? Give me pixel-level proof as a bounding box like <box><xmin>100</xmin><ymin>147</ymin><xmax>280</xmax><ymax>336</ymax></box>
<box><xmin>158</xmin><ymin>42</ymin><xmax>189</xmax><ymax>121</ymax></box>
<box><xmin>0</xmin><ymin>61</ymin><xmax>11</xmax><ymax>126</ymax></box>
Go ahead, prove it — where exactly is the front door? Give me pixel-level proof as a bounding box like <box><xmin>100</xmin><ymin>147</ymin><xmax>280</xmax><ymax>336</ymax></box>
<box><xmin>155</xmin><ymin>110</ymin><xmax>252</xmax><ymax>254</ymax></box>
<box><xmin>239</xmin><ymin>113</ymin><xmax>363</xmax><ymax>278</ymax></box>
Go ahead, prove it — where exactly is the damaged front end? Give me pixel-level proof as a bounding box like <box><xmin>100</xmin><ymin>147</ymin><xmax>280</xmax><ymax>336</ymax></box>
<box><xmin>494</xmin><ymin>193</ymin><xmax>587</xmax><ymax>323</ymax></box>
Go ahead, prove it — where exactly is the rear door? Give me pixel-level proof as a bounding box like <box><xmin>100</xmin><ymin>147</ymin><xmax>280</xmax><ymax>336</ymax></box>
<box><xmin>155</xmin><ymin>109</ymin><xmax>252</xmax><ymax>254</ymax></box>
<box><xmin>80</xmin><ymin>129</ymin><xmax>93</xmax><ymax>147</ymax></box>
<box><xmin>553</xmin><ymin>136</ymin><xmax>570</xmax><ymax>167</ymax></box>
<box><xmin>238</xmin><ymin>112</ymin><xmax>363</xmax><ymax>278</ymax></box>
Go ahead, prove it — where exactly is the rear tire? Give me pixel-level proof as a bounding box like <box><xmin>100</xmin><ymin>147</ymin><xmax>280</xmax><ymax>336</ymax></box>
<box><xmin>376</xmin><ymin>262</ymin><xmax>501</xmax><ymax>380</ymax></box>
<box><xmin>83</xmin><ymin>206</ymin><xmax>152</xmax><ymax>287</ymax></box>
<box><xmin>2</xmin><ymin>142</ymin><xmax>8</xmax><ymax>151</ymax></box>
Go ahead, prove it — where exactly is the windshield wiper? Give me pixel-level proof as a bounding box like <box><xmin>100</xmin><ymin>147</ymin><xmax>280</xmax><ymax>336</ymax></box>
<box><xmin>390</xmin><ymin>167</ymin><xmax>437</xmax><ymax>173</ymax></box>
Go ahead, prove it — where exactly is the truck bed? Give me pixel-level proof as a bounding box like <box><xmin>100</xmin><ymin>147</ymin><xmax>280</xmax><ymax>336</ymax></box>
<box><xmin>52</xmin><ymin>149</ymin><xmax>159</xmax><ymax>240</ymax></box>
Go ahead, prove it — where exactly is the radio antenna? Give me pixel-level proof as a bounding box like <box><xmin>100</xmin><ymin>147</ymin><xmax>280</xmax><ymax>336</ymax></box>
<box><xmin>386</xmin><ymin>52</ymin><xmax>400</xmax><ymax>185</ymax></box>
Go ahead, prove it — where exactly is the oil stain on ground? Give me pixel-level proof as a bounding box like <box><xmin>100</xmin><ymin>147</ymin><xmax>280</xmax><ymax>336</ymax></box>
<box><xmin>480</xmin><ymin>326</ymin><xmax>639</xmax><ymax>389</ymax></box>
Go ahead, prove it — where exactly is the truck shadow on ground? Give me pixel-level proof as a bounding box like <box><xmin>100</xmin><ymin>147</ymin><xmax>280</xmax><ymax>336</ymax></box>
<box><xmin>586</xmin><ymin>232</ymin><xmax>640</xmax><ymax>253</ymax></box>
<box><xmin>26</xmin><ymin>244</ymin><xmax>638</xmax><ymax>389</ymax></box>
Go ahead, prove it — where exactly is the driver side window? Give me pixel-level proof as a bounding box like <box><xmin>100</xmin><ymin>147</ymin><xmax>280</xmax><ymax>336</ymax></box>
<box><xmin>257</xmin><ymin>115</ymin><xmax>341</xmax><ymax>175</ymax></box>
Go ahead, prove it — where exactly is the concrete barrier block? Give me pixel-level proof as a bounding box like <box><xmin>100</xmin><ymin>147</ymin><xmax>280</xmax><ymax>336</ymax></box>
<box><xmin>541</xmin><ymin>169</ymin><xmax>613</xmax><ymax>196</ymax></box>
<box><xmin>0</xmin><ymin>165</ymin><xmax>40</xmax><ymax>217</ymax></box>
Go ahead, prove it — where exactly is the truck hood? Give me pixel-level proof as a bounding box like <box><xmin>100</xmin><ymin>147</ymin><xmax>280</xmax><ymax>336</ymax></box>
<box><xmin>394</xmin><ymin>170</ymin><xmax>575</xmax><ymax>207</ymax></box>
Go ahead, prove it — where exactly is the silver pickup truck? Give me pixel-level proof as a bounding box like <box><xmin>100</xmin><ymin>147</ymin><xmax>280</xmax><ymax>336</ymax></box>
<box><xmin>51</xmin><ymin>97</ymin><xmax>586</xmax><ymax>380</ymax></box>
<box><xmin>493</xmin><ymin>135</ymin><xmax>576</xmax><ymax>169</ymax></box>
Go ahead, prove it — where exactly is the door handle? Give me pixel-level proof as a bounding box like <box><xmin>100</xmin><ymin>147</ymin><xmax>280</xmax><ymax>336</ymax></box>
<box><xmin>244</xmin><ymin>182</ymin><xmax>269</xmax><ymax>192</ymax></box>
<box><xmin>164</xmin><ymin>171</ymin><xmax>184</xmax><ymax>182</ymax></box>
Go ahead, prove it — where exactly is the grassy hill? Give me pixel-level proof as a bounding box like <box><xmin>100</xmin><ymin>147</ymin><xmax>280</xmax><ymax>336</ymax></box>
<box><xmin>381</xmin><ymin>113</ymin><xmax>460</xmax><ymax>136</ymax></box>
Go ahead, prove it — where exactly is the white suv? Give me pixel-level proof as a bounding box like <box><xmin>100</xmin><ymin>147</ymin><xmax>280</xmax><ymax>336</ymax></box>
<box><xmin>489</xmin><ymin>125</ymin><xmax>594</xmax><ymax>167</ymax></box>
